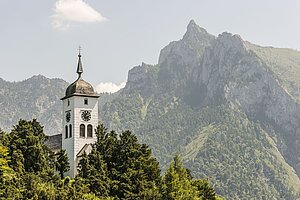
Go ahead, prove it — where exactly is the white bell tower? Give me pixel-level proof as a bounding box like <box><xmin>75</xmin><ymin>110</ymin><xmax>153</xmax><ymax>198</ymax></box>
<box><xmin>61</xmin><ymin>50</ymin><xmax>99</xmax><ymax>178</ymax></box>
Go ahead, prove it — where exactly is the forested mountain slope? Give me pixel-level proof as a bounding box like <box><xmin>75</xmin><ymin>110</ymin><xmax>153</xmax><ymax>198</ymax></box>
<box><xmin>0</xmin><ymin>75</ymin><xmax>67</xmax><ymax>134</ymax></box>
<box><xmin>100</xmin><ymin>20</ymin><xmax>300</xmax><ymax>199</ymax></box>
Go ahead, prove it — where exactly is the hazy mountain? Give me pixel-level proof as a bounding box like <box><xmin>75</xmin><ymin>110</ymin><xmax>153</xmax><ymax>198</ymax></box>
<box><xmin>100</xmin><ymin>20</ymin><xmax>300</xmax><ymax>199</ymax></box>
<box><xmin>0</xmin><ymin>75</ymin><xmax>67</xmax><ymax>134</ymax></box>
<box><xmin>2</xmin><ymin>20</ymin><xmax>300</xmax><ymax>199</ymax></box>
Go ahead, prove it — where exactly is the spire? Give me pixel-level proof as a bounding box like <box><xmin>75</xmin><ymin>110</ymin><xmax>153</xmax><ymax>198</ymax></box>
<box><xmin>77</xmin><ymin>46</ymin><xmax>83</xmax><ymax>78</ymax></box>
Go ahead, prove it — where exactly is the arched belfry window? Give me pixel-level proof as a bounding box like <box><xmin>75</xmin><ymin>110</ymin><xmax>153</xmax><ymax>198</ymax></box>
<box><xmin>87</xmin><ymin>124</ymin><xmax>93</xmax><ymax>138</ymax></box>
<box><xmin>80</xmin><ymin>124</ymin><xmax>85</xmax><ymax>137</ymax></box>
<box><xmin>69</xmin><ymin>124</ymin><xmax>72</xmax><ymax>138</ymax></box>
<box><xmin>65</xmin><ymin>125</ymin><xmax>68</xmax><ymax>138</ymax></box>
<box><xmin>84</xmin><ymin>98</ymin><xmax>88</xmax><ymax>105</ymax></box>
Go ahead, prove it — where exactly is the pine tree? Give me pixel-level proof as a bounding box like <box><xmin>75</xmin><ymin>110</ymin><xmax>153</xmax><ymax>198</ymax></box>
<box><xmin>78</xmin><ymin>124</ymin><xmax>161</xmax><ymax>199</ymax></box>
<box><xmin>77</xmin><ymin>150</ymin><xmax>110</xmax><ymax>197</ymax></box>
<box><xmin>77</xmin><ymin>151</ymin><xmax>90</xmax><ymax>179</ymax></box>
<box><xmin>0</xmin><ymin>144</ymin><xmax>14</xmax><ymax>181</ymax></box>
<box><xmin>8</xmin><ymin>119</ymin><xmax>49</xmax><ymax>173</ymax></box>
<box><xmin>0</xmin><ymin>129</ymin><xmax>8</xmax><ymax>146</ymax></box>
<box><xmin>192</xmin><ymin>179</ymin><xmax>217</xmax><ymax>200</ymax></box>
<box><xmin>161</xmin><ymin>155</ymin><xmax>199</xmax><ymax>200</ymax></box>
<box><xmin>55</xmin><ymin>149</ymin><xmax>70</xmax><ymax>179</ymax></box>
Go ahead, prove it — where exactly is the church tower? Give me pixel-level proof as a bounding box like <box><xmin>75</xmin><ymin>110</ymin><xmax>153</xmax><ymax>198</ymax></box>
<box><xmin>61</xmin><ymin>51</ymin><xmax>99</xmax><ymax>178</ymax></box>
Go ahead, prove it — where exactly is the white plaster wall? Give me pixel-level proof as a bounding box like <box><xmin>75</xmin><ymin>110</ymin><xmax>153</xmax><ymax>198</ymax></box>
<box><xmin>62</xmin><ymin>97</ymin><xmax>75</xmax><ymax>177</ymax></box>
<box><xmin>62</xmin><ymin>96</ymin><xmax>99</xmax><ymax>178</ymax></box>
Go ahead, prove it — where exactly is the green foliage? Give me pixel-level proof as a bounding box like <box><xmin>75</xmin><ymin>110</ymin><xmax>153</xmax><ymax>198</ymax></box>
<box><xmin>161</xmin><ymin>155</ymin><xmax>220</xmax><ymax>200</ymax></box>
<box><xmin>8</xmin><ymin>119</ymin><xmax>49</xmax><ymax>173</ymax></box>
<box><xmin>0</xmin><ymin>144</ymin><xmax>14</xmax><ymax>181</ymax></box>
<box><xmin>77</xmin><ymin>124</ymin><xmax>161</xmax><ymax>199</ymax></box>
<box><xmin>184</xmin><ymin>106</ymin><xmax>299</xmax><ymax>199</ymax></box>
<box><xmin>0</xmin><ymin>119</ymin><xmax>219</xmax><ymax>199</ymax></box>
<box><xmin>77</xmin><ymin>150</ymin><xmax>110</xmax><ymax>197</ymax></box>
<box><xmin>102</xmin><ymin>91</ymin><xmax>300</xmax><ymax>199</ymax></box>
<box><xmin>192</xmin><ymin>179</ymin><xmax>216</xmax><ymax>199</ymax></box>
<box><xmin>0</xmin><ymin>143</ymin><xmax>19</xmax><ymax>199</ymax></box>
<box><xmin>101</xmin><ymin>93</ymin><xmax>144</xmax><ymax>132</ymax></box>
<box><xmin>161</xmin><ymin>155</ymin><xmax>199</xmax><ymax>199</ymax></box>
<box><xmin>55</xmin><ymin>149</ymin><xmax>70</xmax><ymax>179</ymax></box>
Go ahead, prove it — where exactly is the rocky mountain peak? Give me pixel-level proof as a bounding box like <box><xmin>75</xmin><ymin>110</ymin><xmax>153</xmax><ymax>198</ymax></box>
<box><xmin>183</xmin><ymin>19</ymin><xmax>209</xmax><ymax>41</ymax></box>
<box><xmin>124</xmin><ymin>62</ymin><xmax>159</xmax><ymax>97</ymax></box>
<box><xmin>215</xmin><ymin>32</ymin><xmax>246</xmax><ymax>53</ymax></box>
<box><xmin>158</xmin><ymin>20</ymin><xmax>215</xmax><ymax>66</ymax></box>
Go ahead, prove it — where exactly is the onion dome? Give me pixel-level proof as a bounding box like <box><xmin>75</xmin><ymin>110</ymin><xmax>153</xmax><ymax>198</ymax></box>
<box><xmin>61</xmin><ymin>51</ymin><xmax>99</xmax><ymax>100</ymax></box>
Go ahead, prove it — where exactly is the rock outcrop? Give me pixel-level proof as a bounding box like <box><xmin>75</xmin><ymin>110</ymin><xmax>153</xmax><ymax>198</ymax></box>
<box><xmin>188</xmin><ymin>31</ymin><xmax>300</xmax><ymax>176</ymax></box>
<box><xmin>123</xmin><ymin>22</ymin><xmax>300</xmax><ymax>178</ymax></box>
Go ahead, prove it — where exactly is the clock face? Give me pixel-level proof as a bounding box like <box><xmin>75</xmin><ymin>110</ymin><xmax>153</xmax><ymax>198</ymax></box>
<box><xmin>81</xmin><ymin>110</ymin><xmax>91</xmax><ymax>122</ymax></box>
<box><xmin>66</xmin><ymin>112</ymin><xmax>71</xmax><ymax>123</ymax></box>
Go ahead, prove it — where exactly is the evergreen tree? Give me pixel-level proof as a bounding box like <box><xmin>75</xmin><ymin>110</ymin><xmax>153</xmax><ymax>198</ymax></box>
<box><xmin>0</xmin><ymin>120</ymin><xmax>222</xmax><ymax>199</ymax></box>
<box><xmin>55</xmin><ymin>149</ymin><xmax>70</xmax><ymax>179</ymax></box>
<box><xmin>0</xmin><ymin>144</ymin><xmax>14</xmax><ymax>181</ymax></box>
<box><xmin>0</xmin><ymin>129</ymin><xmax>8</xmax><ymax>146</ymax></box>
<box><xmin>0</xmin><ymin>144</ymin><xmax>19</xmax><ymax>199</ymax></box>
<box><xmin>161</xmin><ymin>155</ymin><xmax>222</xmax><ymax>200</ymax></box>
<box><xmin>161</xmin><ymin>155</ymin><xmax>199</xmax><ymax>200</ymax></box>
<box><xmin>8</xmin><ymin>119</ymin><xmax>49</xmax><ymax>173</ymax></box>
<box><xmin>192</xmin><ymin>179</ymin><xmax>217</xmax><ymax>200</ymax></box>
<box><xmin>77</xmin><ymin>150</ymin><xmax>110</xmax><ymax>197</ymax></box>
<box><xmin>78</xmin><ymin>124</ymin><xmax>161</xmax><ymax>199</ymax></box>
<box><xmin>77</xmin><ymin>151</ymin><xmax>90</xmax><ymax>179</ymax></box>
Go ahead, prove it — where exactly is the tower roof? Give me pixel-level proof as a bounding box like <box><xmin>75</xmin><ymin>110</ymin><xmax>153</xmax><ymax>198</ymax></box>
<box><xmin>77</xmin><ymin>53</ymin><xmax>83</xmax><ymax>76</ymax></box>
<box><xmin>61</xmin><ymin>52</ymin><xmax>99</xmax><ymax>100</ymax></box>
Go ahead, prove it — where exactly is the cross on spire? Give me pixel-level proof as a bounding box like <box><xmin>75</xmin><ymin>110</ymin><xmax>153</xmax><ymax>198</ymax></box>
<box><xmin>78</xmin><ymin>46</ymin><xmax>82</xmax><ymax>56</ymax></box>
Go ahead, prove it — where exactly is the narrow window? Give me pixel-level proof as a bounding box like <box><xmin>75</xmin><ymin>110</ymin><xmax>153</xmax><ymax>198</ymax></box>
<box><xmin>80</xmin><ymin>124</ymin><xmax>85</xmax><ymax>137</ymax></box>
<box><xmin>87</xmin><ymin>124</ymin><xmax>93</xmax><ymax>138</ymax></box>
<box><xmin>84</xmin><ymin>98</ymin><xmax>88</xmax><ymax>105</ymax></box>
<box><xmin>65</xmin><ymin>125</ymin><xmax>68</xmax><ymax>138</ymax></box>
<box><xmin>67</xmin><ymin>99</ymin><xmax>70</xmax><ymax>106</ymax></box>
<box><xmin>69</xmin><ymin>124</ymin><xmax>72</xmax><ymax>138</ymax></box>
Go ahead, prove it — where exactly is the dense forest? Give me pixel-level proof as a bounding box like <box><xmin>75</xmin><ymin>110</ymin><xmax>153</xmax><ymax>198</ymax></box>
<box><xmin>102</xmin><ymin>93</ymin><xmax>300</xmax><ymax>199</ymax></box>
<box><xmin>0</xmin><ymin>119</ymin><xmax>223</xmax><ymax>199</ymax></box>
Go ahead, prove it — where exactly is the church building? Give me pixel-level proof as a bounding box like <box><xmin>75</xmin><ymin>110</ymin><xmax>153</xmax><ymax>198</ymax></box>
<box><xmin>61</xmin><ymin>52</ymin><xmax>99</xmax><ymax>177</ymax></box>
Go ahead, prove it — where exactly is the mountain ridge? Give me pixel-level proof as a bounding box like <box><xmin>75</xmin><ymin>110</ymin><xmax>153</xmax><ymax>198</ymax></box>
<box><xmin>0</xmin><ymin>74</ymin><xmax>68</xmax><ymax>134</ymax></box>
<box><xmin>101</xmin><ymin>20</ymin><xmax>300</xmax><ymax>199</ymax></box>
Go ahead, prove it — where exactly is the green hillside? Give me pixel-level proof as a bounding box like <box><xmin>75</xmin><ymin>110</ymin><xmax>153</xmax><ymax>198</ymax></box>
<box><xmin>101</xmin><ymin>92</ymin><xmax>300</xmax><ymax>199</ymax></box>
<box><xmin>0</xmin><ymin>75</ymin><xmax>67</xmax><ymax>134</ymax></box>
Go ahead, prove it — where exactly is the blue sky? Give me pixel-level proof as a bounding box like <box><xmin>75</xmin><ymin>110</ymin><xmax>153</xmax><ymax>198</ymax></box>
<box><xmin>1</xmin><ymin>0</ymin><xmax>299</xmax><ymax>92</ymax></box>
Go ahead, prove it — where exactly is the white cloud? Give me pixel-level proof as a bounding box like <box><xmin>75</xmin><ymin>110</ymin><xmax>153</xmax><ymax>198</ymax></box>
<box><xmin>52</xmin><ymin>0</ymin><xmax>107</xmax><ymax>30</ymax></box>
<box><xmin>96</xmin><ymin>82</ymin><xmax>126</xmax><ymax>94</ymax></box>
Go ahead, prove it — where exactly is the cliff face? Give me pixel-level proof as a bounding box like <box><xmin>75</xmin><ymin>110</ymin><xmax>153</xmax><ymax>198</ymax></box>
<box><xmin>124</xmin><ymin>63</ymin><xmax>159</xmax><ymax>97</ymax></box>
<box><xmin>187</xmin><ymin>31</ymin><xmax>300</xmax><ymax>176</ymax></box>
<box><xmin>125</xmin><ymin>25</ymin><xmax>300</xmax><ymax>176</ymax></box>
<box><xmin>105</xmin><ymin>20</ymin><xmax>300</xmax><ymax>198</ymax></box>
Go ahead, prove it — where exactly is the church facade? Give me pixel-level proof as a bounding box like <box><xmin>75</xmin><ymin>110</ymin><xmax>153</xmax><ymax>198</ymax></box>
<box><xmin>61</xmin><ymin>52</ymin><xmax>99</xmax><ymax>177</ymax></box>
